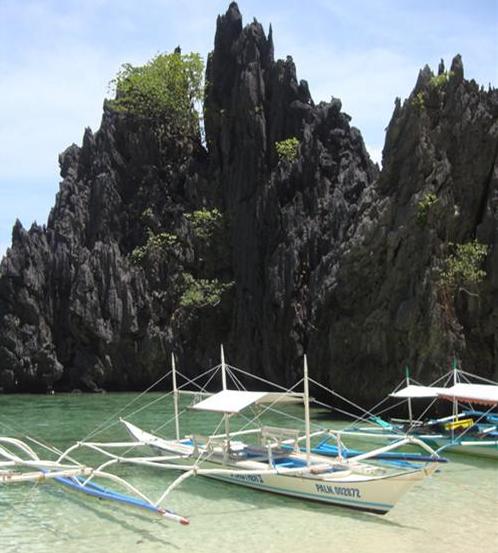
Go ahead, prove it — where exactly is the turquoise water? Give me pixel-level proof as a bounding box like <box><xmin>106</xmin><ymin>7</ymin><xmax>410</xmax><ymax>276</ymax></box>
<box><xmin>1</xmin><ymin>393</ymin><xmax>497</xmax><ymax>553</ymax></box>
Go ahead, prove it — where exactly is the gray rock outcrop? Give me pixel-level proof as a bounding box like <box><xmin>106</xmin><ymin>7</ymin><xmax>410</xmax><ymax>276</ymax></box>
<box><xmin>0</xmin><ymin>4</ymin><xmax>496</xmax><ymax>400</ymax></box>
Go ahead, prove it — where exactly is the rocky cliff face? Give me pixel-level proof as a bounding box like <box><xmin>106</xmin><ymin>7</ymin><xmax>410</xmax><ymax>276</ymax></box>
<box><xmin>311</xmin><ymin>57</ymin><xmax>498</xmax><ymax>400</ymax></box>
<box><xmin>0</xmin><ymin>3</ymin><xmax>496</xmax><ymax>399</ymax></box>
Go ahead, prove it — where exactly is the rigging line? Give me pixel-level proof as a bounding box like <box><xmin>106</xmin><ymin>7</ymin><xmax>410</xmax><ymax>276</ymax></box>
<box><xmin>340</xmin><ymin>398</ymin><xmax>410</xmax><ymax>431</ymax></box>
<box><xmin>369</xmin><ymin>398</ymin><xmax>411</xmax><ymax>417</ymax></box>
<box><xmin>82</xmin><ymin>370</ymin><xmax>173</xmax><ymax>441</ymax></box>
<box><xmin>228</xmin><ymin>369</ymin><xmax>282</xmax><ymax>426</ymax></box>
<box><xmin>429</xmin><ymin>370</ymin><xmax>455</xmax><ymax>387</ymax></box>
<box><xmin>185</xmin><ymin>364</ymin><xmax>221</xmax><ymax>393</ymax></box>
<box><xmin>227</xmin><ymin>364</ymin><xmax>300</xmax><ymax>393</ymax></box>
<box><xmin>86</xmin><ymin>366</ymin><xmax>220</xmax><ymax>441</ymax></box>
<box><xmin>346</xmin><ymin>375</ymin><xmax>418</xmax><ymax>426</ymax></box>
<box><xmin>118</xmin><ymin>369</ymin><xmax>226</xmax><ymax>464</ymax></box>
<box><xmin>22</xmin><ymin>437</ymin><xmax>84</xmax><ymax>468</ymax></box>
<box><xmin>150</xmin><ymin>408</ymin><xmax>189</xmax><ymax>436</ymax></box>
<box><xmin>342</xmin><ymin>394</ymin><xmax>403</xmax><ymax>429</ymax></box>
<box><xmin>236</xmin><ymin>379</ymin><xmax>304</xmax><ymax>435</ymax></box>
<box><xmin>309</xmin><ymin>378</ymin><xmax>386</xmax><ymax>422</ymax></box>
<box><xmin>0</xmin><ymin>417</ymin><xmax>27</xmax><ymax>436</ymax></box>
<box><xmin>458</xmin><ymin>370</ymin><xmax>497</xmax><ymax>385</ymax></box>
<box><xmin>216</xmin><ymin>366</ymin><xmax>259</xmax><ymax>430</ymax></box>
<box><xmin>223</xmin><ymin>369</ymin><xmax>270</xmax><ymax>428</ymax></box>
<box><xmin>262</xmin><ymin>404</ymin><xmax>322</xmax><ymax>431</ymax></box>
<box><xmin>356</xmin><ymin>397</ymin><xmax>409</xmax><ymax>419</ymax></box>
<box><xmin>85</xmin><ymin>392</ymin><xmax>173</xmax><ymax>442</ymax></box>
<box><xmin>73</xmin><ymin>368</ymin><xmax>223</xmax><ymax>462</ymax></box>
<box><xmin>0</xmin><ymin>419</ymin><xmax>83</xmax><ymax>466</ymax></box>
<box><xmin>226</xmin><ymin>367</ymin><xmax>244</xmax><ymax>390</ymax></box>
<box><xmin>405</xmin><ymin>395</ymin><xmax>440</xmax><ymax>433</ymax></box>
<box><xmin>225</xmin><ymin>365</ymin><xmax>303</xmax><ymax>424</ymax></box>
<box><xmin>191</xmin><ymin>416</ymin><xmax>226</xmax><ymax>468</ymax></box>
<box><xmin>309</xmin><ymin>380</ymin><xmax>421</xmax><ymax>436</ymax></box>
<box><xmin>175</xmin><ymin>365</ymin><xmax>221</xmax><ymax>392</ymax></box>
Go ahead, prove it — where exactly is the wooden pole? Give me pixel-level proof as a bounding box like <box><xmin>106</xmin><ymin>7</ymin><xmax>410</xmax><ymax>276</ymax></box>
<box><xmin>172</xmin><ymin>353</ymin><xmax>180</xmax><ymax>441</ymax></box>
<box><xmin>303</xmin><ymin>354</ymin><xmax>311</xmax><ymax>467</ymax></box>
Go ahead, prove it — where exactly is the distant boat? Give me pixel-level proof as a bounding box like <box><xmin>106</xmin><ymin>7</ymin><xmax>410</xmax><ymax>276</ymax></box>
<box><xmin>340</xmin><ymin>366</ymin><xmax>498</xmax><ymax>460</ymax></box>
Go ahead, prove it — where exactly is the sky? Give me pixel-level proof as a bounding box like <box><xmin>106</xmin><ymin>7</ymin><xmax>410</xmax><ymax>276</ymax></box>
<box><xmin>0</xmin><ymin>0</ymin><xmax>497</xmax><ymax>257</ymax></box>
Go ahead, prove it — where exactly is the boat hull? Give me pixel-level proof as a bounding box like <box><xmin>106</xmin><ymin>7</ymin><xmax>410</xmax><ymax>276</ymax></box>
<box><xmin>123</xmin><ymin>421</ymin><xmax>429</xmax><ymax>515</ymax></box>
<box><xmin>204</xmin><ymin>468</ymin><xmax>425</xmax><ymax>514</ymax></box>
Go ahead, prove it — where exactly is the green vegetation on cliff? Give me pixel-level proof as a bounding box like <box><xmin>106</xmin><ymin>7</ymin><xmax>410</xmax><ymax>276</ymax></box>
<box><xmin>438</xmin><ymin>240</ymin><xmax>488</xmax><ymax>293</ymax></box>
<box><xmin>416</xmin><ymin>193</ymin><xmax>439</xmax><ymax>225</ymax></box>
<box><xmin>275</xmin><ymin>137</ymin><xmax>300</xmax><ymax>162</ymax></box>
<box><xmin>108</xmin><ymin>51</ymin><xmax>204</xmax><ymax>134</ymax></box>
<box><xmin>180</xmin><ymin>274</ymin><xmax>233</xmax><ymax>308</ymax></box>
<box><xmin>185</xmin><ymin>208</ymin><xmax>223</xmax><ymax>240</ymax></box>
<box><xmin>130</xmin><ymin>229</ymin><xmax>178</xmax><ymax>265</ymax></box>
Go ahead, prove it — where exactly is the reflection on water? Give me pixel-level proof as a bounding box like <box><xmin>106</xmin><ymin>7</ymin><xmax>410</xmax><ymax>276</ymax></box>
<box><xmin>1</xmin><ymin>393</ymin><xmax>497</xmax><ymax>553</ymax></box>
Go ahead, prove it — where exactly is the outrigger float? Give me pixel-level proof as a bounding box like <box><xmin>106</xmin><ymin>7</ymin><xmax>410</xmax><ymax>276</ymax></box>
<box><xmin>1</xmin><ymin>349</ymin><xmax>447</xmax><ymax>520</ymax></box>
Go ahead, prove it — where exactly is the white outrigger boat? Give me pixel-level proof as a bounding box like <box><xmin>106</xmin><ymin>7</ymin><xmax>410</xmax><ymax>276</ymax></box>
<box><xmin>56</xmin><ymin>348</ymin><xmax>443</xmax><ymax>516</ymax></box>
<box><xmin>340</xmin><ymin>365</ymin><xmax>498</xmax><ymax>460</ymax></box>
<box><xmin>2</xmin><ymin>349</ymin><xmax>446</xmax><ymax>521</ymax></box>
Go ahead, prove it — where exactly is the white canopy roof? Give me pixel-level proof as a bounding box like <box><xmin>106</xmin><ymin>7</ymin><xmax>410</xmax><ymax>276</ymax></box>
<box><xmin>390</xmin><ymin>385</ymin><xmax>447</xmax><ymax>399</ymax></box>
<box><xmin>437</xmin><ymin>383</ymin><xmax>498</xmax><ymax>406</ymax></box>
<box><xmin>191</xmin><ymin>390</ymin><xmax>269</xmax><ymax>414</ymax></box>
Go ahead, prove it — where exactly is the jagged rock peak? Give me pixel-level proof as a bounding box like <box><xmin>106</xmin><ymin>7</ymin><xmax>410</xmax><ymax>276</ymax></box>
<box><xmin>213</xmin><ymin>3</ymin><xmax>274</xmax><ymax>67</ymax></box>
<box><xmin>450</xmin><ymin>53</ymin><xmax>464</xmax><ymax>81</ymax></box>
<box><xmin>214</xmin><ymin>2</ymin><xmax>243</xmax><ymax>54</ymax></box>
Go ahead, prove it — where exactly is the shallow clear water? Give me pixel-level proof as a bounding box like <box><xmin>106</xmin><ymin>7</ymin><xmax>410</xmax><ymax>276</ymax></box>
<box><xmin>1</xmin><ymin>393</ymin><xmax>497</xmax><ymax>553</ymax></box>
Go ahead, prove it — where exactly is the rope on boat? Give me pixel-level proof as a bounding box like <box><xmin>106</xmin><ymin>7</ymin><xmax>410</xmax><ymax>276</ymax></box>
<box><xmin>82</xmin><ymin>365</ymin><xmax>219</xmax><ymax>442</ymax></box>
<box><xmin>81</xmin><ymin>369</ymin><xmax>173</xmax><ymax>441</ymax></box>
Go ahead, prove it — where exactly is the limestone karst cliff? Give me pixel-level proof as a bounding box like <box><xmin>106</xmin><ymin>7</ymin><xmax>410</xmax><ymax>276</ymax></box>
<box><xmin>0</xmin><ymin>3</ymin><xmax>496</xmax><ymax>399</ymax></box>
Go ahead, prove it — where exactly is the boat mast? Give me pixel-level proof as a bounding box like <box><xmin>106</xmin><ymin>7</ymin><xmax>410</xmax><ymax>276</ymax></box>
<box><xmin>452</xmin><ymin>358</ymin><xmax>459</xmax><ymax>423</ymax></box>
<box><xmin>172</xmin><ymin>352</ymin><xmax>180</xmax><ymax>440</ymax></box>
<box><xmin>221</xmin><ymin>345</ymin><xmax>231</xmax><ymax>450</ymax></box>
<box><xmin>303</xmin><ymin>354</ymin><xmax>311</xmax><ymax>467</ymax></box>
<box><xmin>405</xmin><ymin>366</ymin><xmax>413</xmax><ymax>424</ymax></box>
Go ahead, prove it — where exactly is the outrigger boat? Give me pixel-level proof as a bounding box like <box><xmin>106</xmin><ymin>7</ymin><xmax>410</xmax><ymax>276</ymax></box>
<box><xmin>340</xmin><ymin>365</ymin><xmax>498</xmax><ymax>459</ymax></box>
<box><xmin>61</xmin><ymin>348</ymin><xmax>444</xmax><ymax>516</ymax></box>
<box><xmin>2</xmin><ymin>350</ymin><xmax>446</xmax><ymax>520</ymax></box>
